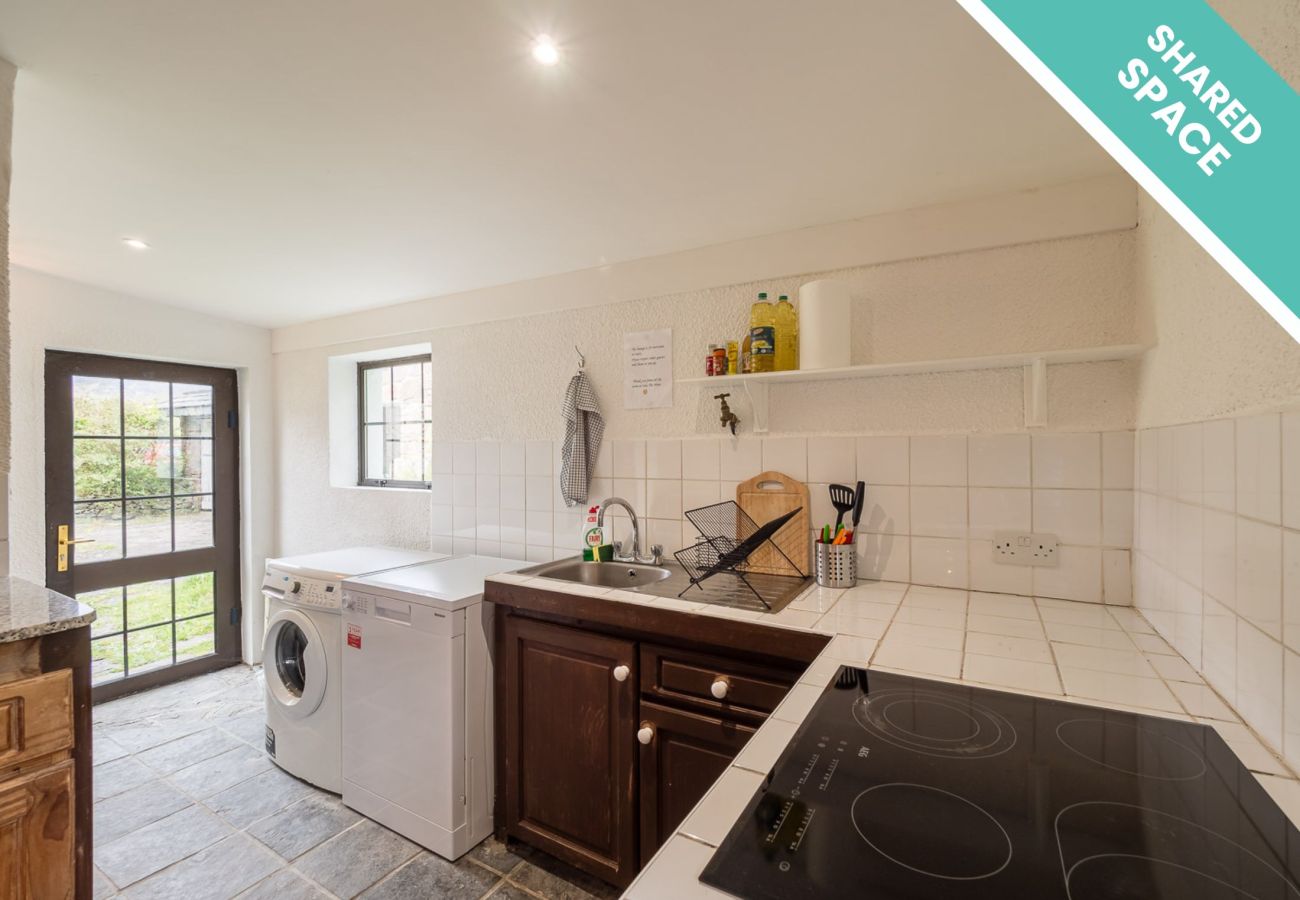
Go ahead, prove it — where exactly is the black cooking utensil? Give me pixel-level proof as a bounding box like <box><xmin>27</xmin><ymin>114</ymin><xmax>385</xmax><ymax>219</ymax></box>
<box><xmin>829</xmin><ymin>483</ymin><xmax>855</xmax><ymax>532</ymax></box>
<box><xmin>851</xmin><ymin>480</ymin><xmax>866</xmax><ymax>530</ymax></box>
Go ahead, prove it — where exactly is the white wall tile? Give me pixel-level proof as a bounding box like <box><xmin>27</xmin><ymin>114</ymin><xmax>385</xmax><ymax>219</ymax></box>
<box><xmin>1102</xmin><ymin>549</ymin><xmax>1132</xmax><ymax>605</ymax></box>
<box><xmin>857</xmin><ymin>436</ymin><xmax>909</xmax><ymax>486</ymax></box>
<box><xmin>500</xmin><ymin>441</ymin><xmax>526</xmax><ymax>476</ymax></box>
<box><xmin>1139</xmin><ymin>429</ymin><xmax>1159</xmax><ymax>494</ymax></box>
<box><xmin>910</xmin><ymin>436</ymin><xmax>967</xmax><ymax>486</ymax></box>
<box><xmin>1284</xmin><ymin>412</ymin><xmax>1300</xmax><ymax>529</ymax></box>
<box><xmin>1101</xmin><ymin>490</ymin><xmax>1133</xmax><ymax>548</ymax></box>
<box><xmin>859</xmin><ymin>484</ymin><xmax>909</xmax><ymax>535</ymax></box>
<box><xmin>969</xmin><ymin>488</ymin><xmax>1031</xmax><ymax>540</ymax></box>
<box><xmin>1202</xmin><ymin>419</ymin><xmax>1236</xmax><ymax>512</ymax></box>
<box><xmin>501</xmin><ymin>476</ymin><xmax>526</xmax><ymax>511</ymax></box>
<box><xmin>525</xmin><ymin>510</ymin><xmax>552</xmax><ymax>546</ymax></box>
<box><xmin>1238</xmin><ymin>621</ymin><xmax>1285</xmax><ymax>751</ymax></box>
<box><xmin>1284</xmin><ymin>530</ymin><xmax>1300</xmax><ymax>654</ymax></box>
<box><xmin>1156</xmin><ymin>427</ymin><xmax>1177</xmax><ymax>498</ymax></box>
<box><xmin>431</xmin><ymin>441</ymin><xmax>453</xmax><ymax>475</ymax></box>
<box><xmin>910</xmin><ymin>487</ymin><xmax>967</xmax><ymax>539</ymax></box>
<box><xmin>500</xmin><ymin>509</ymin><xmax>526</xmax><ymax>545</ymax></box>
<box><xmin>612</xmin><ymin>478</ymin><xmax>647</xmax><ymax>515</ymax></box>
<box><xmin>1032</xmin><ymin>433</ymin><xmax>1101</xmax><ymax>489</ymax></box>
<box><xmin>646</xmin><ymin>439</ymin><xmax>682</xmax><ymax>480</ymax></box>
<box><xmin>646</xmin><ymin>479</ymin><xmax>683</xmax><ymax>520</ymax></box>
<box><xmin>591</xmin><ymin>442</ymin><xmax>612</xmax><ymax>479</ymax></box>
<box><xmin>968</xmin><ymin>434</ymin><xmax>1030</xmax><ymax>488</ymax></box>
<box><xmin>475</xmin><ymin>441</ymin><xmax>500</xmax><ymax>476</ymax></box>
<box><xmin>1202</xmin><ymin>595</ymin><xmax>1237</xmax><ymax>706</ymax></box>
<box><xmin>910</xmin><ymin>537</ymin><xmax>968</xmax><ymax>589</ymax></box>
<box><xmin>430</xmin><ymin>473</ymin><xmax>453</xmax><ymax>506</ymax></box>
<box><xmin>681</xmin><ymin>439</ymin><xmax>720</xmax><ymax>481</ymax></box>
<box><xmin>430</xmin><ymin>504</ymin><xmax>453</xmax><ymax>536</ymax></box>
<box><xmin>762</xmin><ymin>437</ymin><xmax>807</xmax><ymax>480</ymax></box>
<box><xmin>476</xmin><ymin>506</ymin><xmax>500</xmax><ymax>541</ymax></box>
<box><xmin>453</xmin><ymin>441</ymin><xmax>476</xmax><ymax>474</ymax></box>
<box><xmin>1237</xmin><ymin>518</ymin><xmax>1282</xmax><ymax>640</ymax></box>
<box><xmin>1237</xmin><ymin>414</ymin><xmax>1282</xmax><ymax>524</ymax></box>
<box><xmin>525</xmin><ymin>440</ymin><xmax>552</xmax><ymax>476</ymax></box>
<box><xmin>1174</xmin><ymin>503</ymin><xmax>1203</xmax><ymax>589</ymax></box>
<box><xmin>1033</xmin><ymin>489</ymin><xmax>1101</xmax><ymax>546</ymax></box>
<box><xmin>1033</xmin><ymin>545</ymin><xmax>1102</xmax><ymax>604</ymax></box>
<box><xmin>452</xmin><ymin>473</ymin><xmax>476</xmax><ymax>507</ymax></box>
<box><xmin>453</xmin><ymin>506</ymin><xmax>476</xmax><ymax>539</ymax></box>
<box><xmin>1202</xmin><ymin>508</ymin><xmax>1236</xmax><ymax>607</ymax></box>
<box><xmin>453</xmin><ymin>537</ymin><xmax>477</xmax><ymax>556</ymax></box>
<box><xmin>525</xmin><ymin>476</ymin><xmax>553</xmax><ymax>511</ymax></box>
<box><xmin>1171</xmin><ymin>424</ymin><xmax>1202</xmax><ymax>505</ymax></box>
<box><xmin>1287</xmin><ymin>650</ymin><xmax>1300</xmax><ymax>770</ymax></box>
<box><xmin>808</xmin><ymin>437</ymin><xmax>856</xmax><ymax>484</ymax></box>
<box><xmin>612</xmin><ymin>440</ymin><xmax>647</xmax><ymax>478</ymax></box>
<box><xmin>719</xmin><ymin>438</ymin><xmax>763</xmax><ymax>481</ymax></box>
<box><xmin>646</xmin><ymin>518</ymin><xmax>684</xmax><ymax>556</ymax></box>
<box><xmin>431</xmin><ymin>535</ymin><xmax>454</xmax><ymax>555</ymax></box>
<box><xmin>969</xmin><ymin>541</ymin><xmax>1033</xmax><ymax>595</ymax></box>
<box><xmin>475</xmin><ymin>475</ymin><xmax>500</xmax><ymax>509</ymax></box>
<box><xmin>858</xmin><ymin>532</ymin><xmax>909</xmax><ymax>582</ymax></box>
<box><xmin>1101</xmin><ymin>431</ymin><xmax>1135</xmax><ymax>490</ymax></box>
<box><xmin>524</xmin><ymin>545</ymin><xmax>554</xmax><ymax>563</ymax></box>
<box><xmin>499</xmin><ymin>541</ymin><xmax>525</xmax><ymax>560</ymax></box>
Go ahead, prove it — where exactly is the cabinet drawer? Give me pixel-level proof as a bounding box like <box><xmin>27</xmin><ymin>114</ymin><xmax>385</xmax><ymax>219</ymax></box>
<box><xmin>0</xmin><ymin>670</ymin><xmax>74</xmax><ymax>772</ymax></box>
<box><xmin>639</xmin><ymin>644</ymin><xmax>797</xmax><ymax>722</ymax></box>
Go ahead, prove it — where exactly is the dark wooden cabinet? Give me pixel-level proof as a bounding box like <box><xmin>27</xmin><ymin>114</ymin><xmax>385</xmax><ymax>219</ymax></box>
<box><xmin>501</xmin><ymin>616</ymin><xmax>639</xmax><ymax>886</ymax></box>
<box><xmin>0</xmin><ymin>760</ymin><xmax>76</xmax><ymax>899</ymax></box>
<box><xmin>637</xmin><ymin>700</ymin><xmax>754</xmax><ymax>864</ymax></box>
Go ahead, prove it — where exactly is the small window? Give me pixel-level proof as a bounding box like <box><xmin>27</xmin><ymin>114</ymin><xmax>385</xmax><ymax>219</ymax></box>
<box><xmin>358</xmin><ymin>355</ymin><xmax>433</xmax><ymax>488</ymax></box>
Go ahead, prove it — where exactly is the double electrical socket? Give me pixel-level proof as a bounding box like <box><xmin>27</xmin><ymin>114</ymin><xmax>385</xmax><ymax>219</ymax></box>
<box><xmin>993</xmin><ymin>532</ymin><xmax>1060</xmax><ymax>567</ymax></box>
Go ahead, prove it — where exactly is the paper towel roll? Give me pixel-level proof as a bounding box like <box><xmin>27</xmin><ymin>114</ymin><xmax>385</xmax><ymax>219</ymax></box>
<box><xmin>798</xmin><ymin>279</ymin><xmax>852</xmax><ymax>370</ymax></box>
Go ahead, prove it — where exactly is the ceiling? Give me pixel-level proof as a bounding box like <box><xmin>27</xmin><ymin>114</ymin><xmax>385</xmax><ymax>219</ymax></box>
<box><xmin>0</xmin><ymin>1</ymin><xmax>1119</xmax><ymax>328</ymax></box>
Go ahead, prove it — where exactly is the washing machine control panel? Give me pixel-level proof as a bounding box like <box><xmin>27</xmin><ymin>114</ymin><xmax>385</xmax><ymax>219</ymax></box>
<box><xmin>264</xmin><ymin>570</ymin><xmax>342</xmax><ymax>610</ymax></box>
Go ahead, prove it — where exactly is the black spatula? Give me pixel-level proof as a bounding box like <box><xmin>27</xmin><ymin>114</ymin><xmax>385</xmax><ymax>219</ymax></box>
<box><xmin>829</xmin><ymin>483</ymin><xmax>855</xmax><ymax>533</ymax></box>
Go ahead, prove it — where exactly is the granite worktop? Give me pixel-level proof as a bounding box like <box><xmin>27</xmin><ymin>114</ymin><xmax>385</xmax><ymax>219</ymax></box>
<box><xmin>0</xmin><ymin>577</ymin><xmax>96</xmax><ymax>644</ymax></box>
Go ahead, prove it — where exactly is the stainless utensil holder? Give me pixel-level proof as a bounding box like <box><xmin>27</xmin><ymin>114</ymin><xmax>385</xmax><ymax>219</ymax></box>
<box><xmin>815</xmin><ymin>542</ymin><xmax>857</xmax><ymax>588</ymax></box>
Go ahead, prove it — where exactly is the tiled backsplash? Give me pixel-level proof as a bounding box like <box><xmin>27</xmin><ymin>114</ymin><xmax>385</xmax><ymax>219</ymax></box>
<box><xmin>1133</xmin><ymin>410</ymin><xmax>1300</xmax><ymax>769</ymax></box>
<box><xmin>431</xmin><ymin>431</ymin><xmax>1134</xmax><ymax>605</ymax></box>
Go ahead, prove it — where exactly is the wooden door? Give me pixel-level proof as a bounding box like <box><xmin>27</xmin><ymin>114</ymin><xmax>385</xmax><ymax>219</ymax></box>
<box><xmin>502</xmin><ymin>616</ymin><xmax>638</xmax><ymax>887</ymax></box>
<box><xmin>44</xmin><ymin>351</ymin><xmax>243</xmax><ymax>701</ymax></box>
<box><xmin>637</xmin><ymin>700</ymin><xmax>754</xmax><ymax>864</ymax></box>
<box><xmin>0</xmin><ymin>760</ymin><xmax>76</xmax><ymax>900</ymax></box>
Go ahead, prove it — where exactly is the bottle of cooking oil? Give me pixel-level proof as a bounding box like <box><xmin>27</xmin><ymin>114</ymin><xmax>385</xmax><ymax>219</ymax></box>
<box><xmin>775</xmin><ymin>294</ymin><xmax>798</xmax><ymax>371</ymax></box>
<box><xmin>749</xmin><ymin>292</ymin><xmax>776</xmax><ymax>373</ymax></box>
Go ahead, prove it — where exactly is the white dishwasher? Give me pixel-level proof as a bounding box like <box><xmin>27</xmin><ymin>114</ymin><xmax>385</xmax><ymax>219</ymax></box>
<box><xmin>340</xmin><ymin>555</ymin><xmax>526</xmax><ymax>860</ymax></box>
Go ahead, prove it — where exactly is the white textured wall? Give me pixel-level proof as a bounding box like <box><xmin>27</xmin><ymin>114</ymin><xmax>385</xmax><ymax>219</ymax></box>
<box><xmin>9</xmin><ymin>268</ymin><xmax>275</xmax><ymax>663</ymax></box>
<box><xmin>277</xmin><ymin>225</ymin><xmax>1139</xmax><ymax>557</ymax></box>
<box><xmin>0</xmin><ymin>59</ymin><xmax>15</xmax><ymax>569</ymax></box>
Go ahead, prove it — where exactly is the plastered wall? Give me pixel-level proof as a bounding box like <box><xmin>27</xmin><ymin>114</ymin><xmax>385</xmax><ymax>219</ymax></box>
<box><xmin>9</xmin><ymin>267</ymin><xmax>276</xmax><ymax>663</ymax></box>
<box><xmin>275</xmin><ymin>223</ymin><xmax>1140</xmax><ymax>557</ymax></box>
<box><xmin>0</xmin><ymin>59</ymin><xmax>15</xmax><ymax>570</ymax></box>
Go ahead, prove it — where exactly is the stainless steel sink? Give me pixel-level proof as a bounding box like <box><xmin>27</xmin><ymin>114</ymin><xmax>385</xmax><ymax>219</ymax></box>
<box><xmin>523</xmin><ymin>556</ymin><xmax>809</xmax><ymax>613</ymax></box>
<box><xmin>526</xmin><ymin>558</ymin><xmax>673</xmax><ymax>589</ymax></box>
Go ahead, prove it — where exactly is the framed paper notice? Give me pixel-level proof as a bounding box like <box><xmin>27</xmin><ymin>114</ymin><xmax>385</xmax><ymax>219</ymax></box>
<box><xmin>623</xmin><ymin>328</ymin><xmax>673</xmax><ymax>410</ymax></box>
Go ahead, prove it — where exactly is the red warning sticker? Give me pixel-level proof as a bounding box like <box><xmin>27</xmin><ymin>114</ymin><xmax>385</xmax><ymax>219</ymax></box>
<box><xmin>346</xmin><ymin>625</ymin><xmax>362</xmax><ymax>649</ymax></box>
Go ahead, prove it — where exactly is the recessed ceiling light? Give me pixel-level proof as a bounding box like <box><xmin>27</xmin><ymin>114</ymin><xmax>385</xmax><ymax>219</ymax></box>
<box><xmin>122</xmin><ymin>238</ymin><xmax>150</xmax><ymax>250</ymax></box>
<box><xmin>531</xmin><ymin>35</ymin><xmax>560</xmax><ymax>66</ymax></box>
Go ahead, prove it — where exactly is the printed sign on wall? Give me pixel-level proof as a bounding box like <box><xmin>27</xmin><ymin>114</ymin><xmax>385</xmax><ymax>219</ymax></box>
<box><xmin>623</xmin><ymin>328</ymin><xmax>673</xmax><ymax>409</ymax></box>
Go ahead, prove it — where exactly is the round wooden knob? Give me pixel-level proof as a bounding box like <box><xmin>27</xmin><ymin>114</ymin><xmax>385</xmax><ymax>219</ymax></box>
<box><xmin>637</xmin><ymin>724</ymin><xmax>655</xmax><ymax>745</ymax></box>
<box><xmin>711</xmin><ymin>678</ymin><xmax>730</xmax><ymax>700</ymax></box>
<box><xmin>613</xmin><ymin>665</ymin><xmax>630</xmax><ymax>682</ymax></box>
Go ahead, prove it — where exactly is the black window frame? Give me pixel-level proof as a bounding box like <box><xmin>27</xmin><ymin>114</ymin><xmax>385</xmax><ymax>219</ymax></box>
<box><xmin>357</xmin><ymin>354</ymin><xmax>433</xmax><ymax>489</ymax></box>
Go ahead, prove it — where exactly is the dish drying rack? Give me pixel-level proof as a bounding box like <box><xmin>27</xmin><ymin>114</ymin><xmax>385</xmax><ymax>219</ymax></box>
<box><xmin>674</xmin><ymin>501</ymin><xmax>807</xmax><ymax>609</ymax></box>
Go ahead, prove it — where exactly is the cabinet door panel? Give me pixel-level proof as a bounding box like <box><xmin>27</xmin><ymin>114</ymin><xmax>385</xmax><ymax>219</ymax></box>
<box><xmin>503</xmin><ymin>616</ymin><xmax>637</xmax><ymax>886</ymax></box>
<box><xmin>638</xmin><ymin>700</ymin><xmax>754</xmax><ymax>864</ymax></box>
<box><xmin>0</xmin><ymin>760</ymin><xmax>76</xmax><ymax>900</ymax></box>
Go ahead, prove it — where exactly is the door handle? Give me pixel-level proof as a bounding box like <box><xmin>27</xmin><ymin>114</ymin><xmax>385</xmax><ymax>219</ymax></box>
<box><xmin>56</xmin><ymin>525</ymin><xmax>95</xmax><ymax>573</ymax></box>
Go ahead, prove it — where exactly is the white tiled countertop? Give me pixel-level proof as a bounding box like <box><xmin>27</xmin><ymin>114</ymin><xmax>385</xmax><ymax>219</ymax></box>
<box><xmin>486</xmin><ymin>570</ymin><xmax>1300</xmax><ymax>900</ymax></box>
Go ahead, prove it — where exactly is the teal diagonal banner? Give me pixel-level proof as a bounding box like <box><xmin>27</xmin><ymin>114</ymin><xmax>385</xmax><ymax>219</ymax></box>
<box><xmin>957</xmin><ymin>0</ymin><xmax>1300</xmax><ymax>343</ymax></box>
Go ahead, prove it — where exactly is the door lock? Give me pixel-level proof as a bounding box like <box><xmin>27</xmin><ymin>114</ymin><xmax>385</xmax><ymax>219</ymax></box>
<box><xmin>56</xmin><ymin>524</ymin><xmax>95</xmax><ymax>573</ymax></box>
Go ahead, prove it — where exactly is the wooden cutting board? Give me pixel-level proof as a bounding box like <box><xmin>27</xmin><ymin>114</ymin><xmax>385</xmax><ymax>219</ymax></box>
<box><xmin>736</xmin><ymin>471</ymin><xmax>809</xmax><ymax>578</ymax></box>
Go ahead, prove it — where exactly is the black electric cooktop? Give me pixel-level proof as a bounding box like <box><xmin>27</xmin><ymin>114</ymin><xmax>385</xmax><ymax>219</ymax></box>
<box><xmin>700</xmin><ymin>667</ymin><xmax>1300</xmax><ymax>899</ymax></box>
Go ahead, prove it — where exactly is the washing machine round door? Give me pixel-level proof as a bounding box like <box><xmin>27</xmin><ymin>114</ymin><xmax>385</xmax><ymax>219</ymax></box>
<box><xmin>264</xmin><ymin>608</ymin><xmax>327</xmax><ymax>719</ymax></box>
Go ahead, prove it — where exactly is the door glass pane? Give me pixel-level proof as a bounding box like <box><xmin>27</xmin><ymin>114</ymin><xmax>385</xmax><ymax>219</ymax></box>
<box><xmin>176</xmin><ymin>572</ymin><xmax>215</xmax><ymax>618</ymax></box>
<box><xmin>172</xmin><ymin>384</ymin><xmax>213</xmax><ymax>437</ymax></box>
<box><xmin>125</xmin><ymin>498</ymin><xmax>172</xmax><ymax>557</ymax></box>
<box><xmin>392</xmin><ymin>362</ymin><xmax>424</xmax><ymax>421</ymax></box>
<box><xmin>123</xmin><ymin>380</ymin><xmax>170</xmax><ymax>437</ymax></box>
<box><xmin>73</xmin><ymin>376</ymin><xmax>121</xmax><ymax>436</ymax></box>
<box><xmin>175</xmin><ymin>496</ymin><xmax>214</xmax><ymax>551</ymax></box>
<box><xmin>176</xmin><ymin>616</ymin><xmax>216</xmax><ymax>662</ymax></box>
<box><xmin>79</xmin><ymin>587</ymin><xmax>123</xmax><ymax>637</ymax></box>
<box><xmin>172</xmin><ymin>439</ymin><xmax>212</xmax><ymax>495</ymax></box>
<box><xmin>124</xmin><ymin>438</ymin><xmax>172</xmax><ymax>497</ymax></box>
<box><xmin>126</xmin><ymin>579</ymin><xmax>172</xmax><ymax>629</ymax></box>
<box><xmin>74</xmin><ymin>439</ymin><xmax>121</xmax><ymax>501</ymax></box>
<box><xmin>126</xmin><ymin>624</ymin><xmax>173</xmax><ymax>674</ymax></box>
<box><xmin>74</xmin><ymin>501</ymin><xmax>123</xmax><ymax>561</ymax></box>
<box><xmin>91</xmin><ymin>636</ymin><xmax>125</xmax><ymax>685</ymax></box>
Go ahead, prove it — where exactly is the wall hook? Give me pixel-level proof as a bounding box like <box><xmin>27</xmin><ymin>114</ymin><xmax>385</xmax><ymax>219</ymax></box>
<box><xmin>575</xmin><ymin>345</ymin><xmax>585</xmax><ymax>371</ymax></box>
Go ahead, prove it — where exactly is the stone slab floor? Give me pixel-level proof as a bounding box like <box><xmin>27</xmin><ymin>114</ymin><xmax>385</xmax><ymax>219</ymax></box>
<box><xmin>92</xmin><ymin>665</ymin><xmax>621</xmax><ymax>900</ymax></box>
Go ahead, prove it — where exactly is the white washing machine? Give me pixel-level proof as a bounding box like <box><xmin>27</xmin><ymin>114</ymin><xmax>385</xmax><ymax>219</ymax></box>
<box><xmin>340</xmin><ymin>555</ymin><xmax>527</xmax><ymax>859</ymax></box>
<box><xmin>262</xmin><ymin>546</ymin><xmax>446</xmax><ymax>793</ymax></box>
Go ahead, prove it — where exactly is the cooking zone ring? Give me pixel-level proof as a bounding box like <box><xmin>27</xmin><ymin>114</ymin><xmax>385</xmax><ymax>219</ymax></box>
<box><xmin>852</xmin><ymin>689</ymin><xmax>1017</xmax><ymax>759</ymax></box>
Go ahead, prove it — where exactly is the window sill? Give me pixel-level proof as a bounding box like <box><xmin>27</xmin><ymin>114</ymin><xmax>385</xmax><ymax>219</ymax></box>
<box><xmin>337</xmin><ymin>484</ymin><xmax>432</xmax><ymax>495</ymax></box>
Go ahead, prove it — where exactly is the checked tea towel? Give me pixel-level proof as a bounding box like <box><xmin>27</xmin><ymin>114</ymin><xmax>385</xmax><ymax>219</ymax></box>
<box><xmin>560</xmin><ymin>370</ymin><xmax>604</xmax><ymax>507</ymax></box>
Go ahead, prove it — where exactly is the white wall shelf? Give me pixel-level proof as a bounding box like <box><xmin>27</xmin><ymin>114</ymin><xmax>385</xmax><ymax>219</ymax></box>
<box><xmin>682</xmin><ymin>344</ymin><xmax>1147</xmax><ymax>433</ymax></box>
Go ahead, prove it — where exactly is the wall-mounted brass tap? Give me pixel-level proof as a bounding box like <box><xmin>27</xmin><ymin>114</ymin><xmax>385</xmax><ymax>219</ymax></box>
<box><xmin>715</xmin><ymin>393</ymin><xmax>740</xmax><ymax>435</ymax></box>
